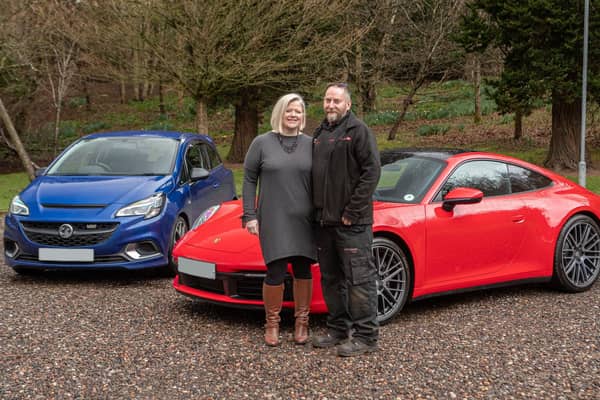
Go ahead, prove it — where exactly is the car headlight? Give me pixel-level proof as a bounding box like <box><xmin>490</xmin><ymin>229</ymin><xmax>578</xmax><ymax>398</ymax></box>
<box><xmin>9</xmin><ymin>195</ymin><xmax>29</xmax><ymax>216</ymax></box>
<box><xmin>192</xmin><ymin>205</ymin><xmax>220</xmax><ymax>229</ymax></box>
<box><xmin>116</xmin><ymin>193</ymin><xmax>165</xmax><ymax>219</ymax></box>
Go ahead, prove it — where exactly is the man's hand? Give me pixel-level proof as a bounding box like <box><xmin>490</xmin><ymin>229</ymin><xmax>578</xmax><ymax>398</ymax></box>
<box><xmin>341</xmin><ymin>216</ymin><xmax>352</xmax><ymax>226</ymax></box>
<box><xmin>246</xmin><ymin>219</ymin><xmax>259</xmax><ymax>235</ymax></box>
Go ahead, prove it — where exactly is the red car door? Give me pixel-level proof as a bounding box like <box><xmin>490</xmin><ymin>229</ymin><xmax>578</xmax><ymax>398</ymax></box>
<box><xmin>422</xmin><ymin>160</ymin><xmax>529</xmax><ymax>292</ymax></box>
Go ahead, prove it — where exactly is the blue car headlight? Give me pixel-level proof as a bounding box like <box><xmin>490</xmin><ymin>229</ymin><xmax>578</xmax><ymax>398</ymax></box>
<box><xmin>9</xmin><ymin>195</ymin><xmax>29</xmax><ymax>216</ymax></box>
<box><xmin>116</xmin><ymin>193</ymin><xmax>165</xmax><ymax>219</ymax></box>
<box><xmin>192</xmin><ymin>205</ymin><xmax>220</xmax><ymax>229</ymax></box>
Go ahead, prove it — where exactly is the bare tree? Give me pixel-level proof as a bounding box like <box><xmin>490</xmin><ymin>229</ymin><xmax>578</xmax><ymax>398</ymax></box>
<box><xmin>89</xmin><ymin>0</ymin><xmax>366</xmax><ymax>162</ymax></box>
<box><xmin>45</xmin><ymin>41</ymin><xmax>78</xmax><ymax>155</ymax></box>
<box><xmin>2</xmin><ymin>1</ymin><xmax>82</xmax><ymax>156</ymax></box>
<box><xmin>0</xmin><ymin>1</ymin><xmax>38</xmax><ymax>176</ymax></box>
<box><xmin>343</xmin><ymin>0</ymin><xmax>396</xmax><ymax>116</ymax></box>
<box><xmin>387</xmin><ymin>0</ymin><xmax>466</xmax><ymax>140</ymax></box>
<box><xmin>466</xmin><ymin>54</ymin><xmax>482</xmax><ymax>124</ymax></box>
<box><xmin>0</xmin><ymin>96</ymin><xmax>35</xmax><ymax>179</ymax></box>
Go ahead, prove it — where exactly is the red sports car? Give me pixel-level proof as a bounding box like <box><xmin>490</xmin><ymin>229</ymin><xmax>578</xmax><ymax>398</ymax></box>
<box><xmin>172</xmin><ymin>149</ymin><xmax>600</xmax><ymax>323</ymax></box>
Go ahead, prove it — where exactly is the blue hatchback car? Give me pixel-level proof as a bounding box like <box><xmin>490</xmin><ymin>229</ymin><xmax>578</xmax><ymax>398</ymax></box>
<box><xmin>3</xmin><ymin>131</ymin><xmax>236</xmax><ymax>274</ymax></box>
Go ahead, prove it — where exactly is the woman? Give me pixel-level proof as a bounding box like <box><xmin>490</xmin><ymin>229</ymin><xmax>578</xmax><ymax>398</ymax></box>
<box><xmin>242</xmin><ymin>93</ymin><xmax>316</xmax><ymax>346</ymax></box>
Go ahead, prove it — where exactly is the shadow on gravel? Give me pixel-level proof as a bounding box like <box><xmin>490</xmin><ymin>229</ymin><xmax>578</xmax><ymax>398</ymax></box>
<box><xmin>173</xmin><ymin>282</ymin><xmax>557</xmax><ymax>329</ymax></box>
<box><xmin>176</xmin><ymin>297</ymin><xmax>329</xmax><ymax>329</ymax></box>
<box><xmin>384</xmin><ymin>283</ymin><xmax>552</xmax><ymax>324</ymax></box>
<box><xmin>6</xmin><ymin>267</ymin><xmax>172</xmax><ymax>286</ymax></box>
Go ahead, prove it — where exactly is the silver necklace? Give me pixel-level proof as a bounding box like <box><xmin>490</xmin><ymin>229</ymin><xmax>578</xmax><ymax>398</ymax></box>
<box><xmin>276</xmin><ymin>132</ymin><xmax>298</xmax><ymax>154</ymax></box>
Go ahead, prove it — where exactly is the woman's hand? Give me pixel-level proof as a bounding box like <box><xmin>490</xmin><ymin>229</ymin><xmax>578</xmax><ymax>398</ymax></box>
<box><xmin>246</xmin><ymin>219</ymin><xmax>259</xmax><ymax>235</ymax></box>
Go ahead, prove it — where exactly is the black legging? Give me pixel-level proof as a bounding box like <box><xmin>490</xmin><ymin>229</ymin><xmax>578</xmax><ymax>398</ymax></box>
<box><xmin>265</xmin><ymin>256</ymin><xmax>313</xmax><ymax>285</ymax></box>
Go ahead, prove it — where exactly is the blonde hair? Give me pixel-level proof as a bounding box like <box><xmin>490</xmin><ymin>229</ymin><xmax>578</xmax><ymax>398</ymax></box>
<box><xmin>270</xmin><ymin>93</ymin><xmax>306</xmax><ymax>134</ymax></box>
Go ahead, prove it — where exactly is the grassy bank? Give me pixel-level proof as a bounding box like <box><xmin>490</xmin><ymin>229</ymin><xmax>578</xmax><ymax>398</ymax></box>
<box><xmin>2</xmin><ymin>165</ymin><xmax>600</xmax><ymax>213</ymax></box>
<box><xmin>0</xmin><ymin>173</ymin><xmax>29</xmax><ymax>212</ymax></box>
<box><xmin>2</xmin><ymin>80</ymin><xmax>598</xmax><ymax>211</ymax></box>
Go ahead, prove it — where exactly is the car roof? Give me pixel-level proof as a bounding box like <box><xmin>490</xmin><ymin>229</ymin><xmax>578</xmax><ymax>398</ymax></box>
<box><xmin>380</xmin><ymin>148</ymin><xmax>474</xmax><ymax>165</ymax></box>
<box><xmin>380</xmin><ymin>147</ymin><xmax>566</xmax><ymax>184</ymax></box>
<box><xmin>82</xmin><ymin>130</ymin><xmax>212</xmax><ymax>143</ymax></box>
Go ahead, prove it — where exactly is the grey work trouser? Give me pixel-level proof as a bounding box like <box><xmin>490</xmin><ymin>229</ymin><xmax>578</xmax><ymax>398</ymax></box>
<box><xmin>316</xmin><ymin>224</ymin><xmax>379</xmax><ymax>344</ymax></box>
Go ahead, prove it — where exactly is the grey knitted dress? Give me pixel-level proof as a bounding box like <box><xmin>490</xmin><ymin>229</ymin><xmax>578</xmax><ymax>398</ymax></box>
<box><xmin>242</xmin><ymin>132</ymin><xmax>317</xmax><ymax>265</ymax></box>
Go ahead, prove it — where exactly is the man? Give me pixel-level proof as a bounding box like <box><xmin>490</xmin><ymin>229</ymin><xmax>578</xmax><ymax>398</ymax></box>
<box><xmin>311</xmin><ymin>83</ymin><xmax>381</xmax><ymax>357</ymax></box>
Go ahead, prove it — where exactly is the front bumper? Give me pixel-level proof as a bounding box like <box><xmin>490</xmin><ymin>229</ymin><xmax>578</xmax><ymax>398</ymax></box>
<box><xmin>3</xmin><ymin>213</ymin><xmax>170</xmax><ymax>271</ymax></box>
<box><xmin>173</xmin><ymin>264</ymin><xmax>328</xmax><ymax>313</ymax></box>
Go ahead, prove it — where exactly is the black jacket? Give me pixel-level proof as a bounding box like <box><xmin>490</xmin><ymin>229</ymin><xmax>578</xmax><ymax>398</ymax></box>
<box><xmin>312</xmin><ymin>112</ymin><xmax>381</xmax><ymax>225</ymax></box>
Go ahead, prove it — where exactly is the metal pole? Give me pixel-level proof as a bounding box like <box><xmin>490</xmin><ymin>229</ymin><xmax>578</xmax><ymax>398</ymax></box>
<box><xmin>579</xmin><ymin>0</ymin><xmax>590</xmax><ymax>186</ymax></box>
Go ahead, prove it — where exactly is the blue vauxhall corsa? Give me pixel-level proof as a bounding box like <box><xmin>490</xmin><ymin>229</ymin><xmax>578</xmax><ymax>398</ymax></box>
<box><xmin>3</xmin><ymin>131</ymin><xmax>236</xmax><ymax>274</ymax></box>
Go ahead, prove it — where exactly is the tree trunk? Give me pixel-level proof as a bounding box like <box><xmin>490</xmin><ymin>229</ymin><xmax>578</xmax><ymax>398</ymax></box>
<box><xmin>53</xmin><ymin>105</ymin><xmax>62</xmax><ymax>157</ymax></box>
<box><xmin>178</xmin><ymin>87</ymin><xmax>185</xmax><ymax>111</ymax></box>
<box><xmin>362</xmin><ymin>81</ymin><xmax>377</xmax><ymax>113</ymax></box>
<box><xmin>142</xmin><ymin>80</ymin><xmax>150</xmax><ymax>100</ymax></box>
<box><xmin>133</xmin><ymin>48</ymin><xmax>141</xmax><ymax>101</ymax></box>
<box><xmin>0</xmin><ymin>97</ymin><xmax>35</xmax><ymax>180</ymax></box>
<box><xmin>473</xmin><ymin>56</ymin><xmax>481</xmax><ymax>124</ymax></box>
<box><xmin>514</xmin><ymin>110</ymin><xmax>523</xmax><ymax>140</ymax></box>
<box><xmin>83</xmin><ymin>76</ymin><xmax>92</xmax><ymax>111</ymax></box>
<box><xmin>544</xmin><ymin>93</ymin><xmax>582</xmax><ymax>170</ymax></box>
<box><xmin>354</xmin><ymin>41</ymin><xmax>364</xmax><ymax>118</ymax></box>
<box><xmin>158</xmin><ymin>81</ymin><xmax>166</xmax><ymax>116</ymax></box>
<box><xmin>120</xmin><ymin>80</ymin><xmax>126</xmax><ymax>104</ymax></box>
<box><xmin>341</xmin><ymin>54</ymin><xmax>350</xmax><ymax>83</ymax></box>
<box><xmin>194</xmin><ymin>98</ymin><xmax>208</xmax><ymax>134</ymax></box>
<box><xmin>387</xmin><ymin>80</ymin><xmax>423</xmax><ymax>140</ymax></box>
<box><xmin>227</xmin><ymin>89</ymin><xmax>259</xmax><ymax>163</ymax></box>
<box><xmin>133</xmin><ymin>83</ymin><xmax>140</xmax><ymax>102</ymax></box>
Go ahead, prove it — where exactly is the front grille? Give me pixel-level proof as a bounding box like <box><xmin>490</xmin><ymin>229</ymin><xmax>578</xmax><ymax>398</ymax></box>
<box><xmin>20</xmin><ymin>222</ymin><xmax>118</xmax><ymax>247</ymax></box>
<box><xmin>179</xmin><ymin>273</ymin><xmax>225</xmax><ymax>294</ymax></box>
<box><xmin>16</xmin><ymin>253</ymin><xmax>128</xmax><ymax>263</ymax></box>
<box><xmin>179</xmin><ymin>272</ymin><xmax>294</xmax><ymax>301</ymax></box>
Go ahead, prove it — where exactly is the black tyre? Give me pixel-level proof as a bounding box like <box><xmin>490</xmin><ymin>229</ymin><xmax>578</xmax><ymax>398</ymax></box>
<box><xmin>553</xmin><ymin>214</ymin><xmax>600</xmax><ymax>292</ymax></box>
<box><xmin>167</xmin><ymin>215</ymin><xmax>188</xmax><ymax>275</ymax></box>
<box><xmin>373</xmin><ymin>237</ymin><xmax>412</xmax><ymax>324</ymax></box>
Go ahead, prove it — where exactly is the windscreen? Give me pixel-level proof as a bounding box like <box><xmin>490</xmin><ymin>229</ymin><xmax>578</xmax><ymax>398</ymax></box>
<box><xmin>46</xmin><ymin>137</ymin><xmax>179</xmax><ymax>176</ymax></box>
<box><xmin>374</xmin><ymin>156</ymin><xmax>446</xmax><ymax>203</ymax></box>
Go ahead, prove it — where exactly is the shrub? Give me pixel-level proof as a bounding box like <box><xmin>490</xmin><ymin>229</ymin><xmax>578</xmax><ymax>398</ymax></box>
<box><xmin>146</xmin><ymin>121</ymin><xmax>175</xmax><ymax>131</ymax></box>
<box><xmin>499</xmin><ymin>114</ymin><xmax>514</xmax><ymax>124</ymax></box>
<box><xmin>59</xmin><ymin>121</ymin><xmax>80</xmax><ymax>139</ymax></box>
<box><xmin>416</xmin><ymin>124</ymin><xmax>450</xmax><ymax>136</ymax></box>
<box><xmin>67</xmin><ymin>97</ymin><xmax>88</xmax><ymax>108</ymax></box>
<box><xmin>364</xmin><ymin>111</ymin><xmax>399</xmax><ymax>126</ymax></box>
<box><xmin>83</xmin><ymin>121</ymin><xmax>111</xmax><ymax>134</ymax></box>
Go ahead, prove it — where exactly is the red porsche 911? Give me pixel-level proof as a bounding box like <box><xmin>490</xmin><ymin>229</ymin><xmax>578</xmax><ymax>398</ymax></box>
<box><xmin>172</xmin><ymin>149</ymin><xmax>600</xmax><ymax>324</ymax></box>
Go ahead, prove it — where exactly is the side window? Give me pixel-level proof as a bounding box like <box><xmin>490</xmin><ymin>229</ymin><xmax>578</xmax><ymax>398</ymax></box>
<box><xmin>508</xmin><ymin>164</ymin><xmax>552</xmax><ymax>193</ymax></box>
<box><xmin>205</xmin><ymin>144</ymin><xmax>222</xmax><ymax>169</ymax></box>
<box><xmin>198</xmin><ymin>143</ymin><xmax>212</xmax><ymax>170</ymax></box>
<box><xmin>180</xmin><ymin>143</ymin><xmax>204</xmax><ymax>184</ymax></box>
<box><xmin>196</xmin><ymin>142</ymin><xmax>222</xmax><ymax>171</ymax></box>
<box><xmin>436</xmin><ymin>161</ymin><xmax>510</xmax><ymax>200</ymax></box>
<box><xmin>187</xmin><ymin>145</ymin><xmax>204</xmax><ymax>170</ymax></box>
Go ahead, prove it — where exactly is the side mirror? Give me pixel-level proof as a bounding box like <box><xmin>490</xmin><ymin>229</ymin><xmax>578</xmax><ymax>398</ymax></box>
<box><xmin>34</xmin><ymin>167</ymin><xmax>47</xmax><ymax>177</ymax></box>
<box><xmin>442</xmin><ymin>187</ymin><xmax>483</xmax><ymax>212</ymax></box>
<box><xmin>190</xmin><ymin>167</ymin><xmax>210</xmax><ymax>181</ymax></box>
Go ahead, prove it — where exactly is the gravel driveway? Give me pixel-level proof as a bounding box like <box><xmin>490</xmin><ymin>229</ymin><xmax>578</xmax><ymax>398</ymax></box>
<box><xmin>1</xmin><ymin>220</ymin><xmax>599</xmax><ymax>399</ymax></box>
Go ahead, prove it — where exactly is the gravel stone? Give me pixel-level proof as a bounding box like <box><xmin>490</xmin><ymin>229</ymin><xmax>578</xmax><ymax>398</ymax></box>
<box><xmin>1</xmin><ymin>218</ymin><xmax>599</xmax><ymax>399</ymax></box>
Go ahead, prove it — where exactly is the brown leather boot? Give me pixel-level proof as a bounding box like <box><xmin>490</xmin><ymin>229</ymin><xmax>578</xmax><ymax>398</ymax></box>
<box><xmin>262</xmin><ymin>283</ymin><xmax>284</xmax><ymax>346</ymax></box>
<box><xmin>293</xmin><ymin>278</ymin><xmax>312</xmax><ymax>345</ymax></box>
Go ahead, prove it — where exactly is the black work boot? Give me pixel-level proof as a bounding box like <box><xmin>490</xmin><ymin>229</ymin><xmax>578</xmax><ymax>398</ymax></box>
<box><xmin>312</xmin><ymin>330</ymin><xmax>347</xmax><ymax>348</ymax></box>
<box><xmin>336</xmin><ymin>338</ymin><xmax>378</xmax><ymax>357</ymax></box>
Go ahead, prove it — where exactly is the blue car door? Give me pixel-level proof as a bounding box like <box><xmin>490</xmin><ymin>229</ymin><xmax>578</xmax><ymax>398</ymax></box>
<box><xmin>198</xmin><ymin>142</ymin><xmax>235</xmax><ymax>203</ymax></box>
<box><xmin>182</xmin><ymin>141</ymin><xmax>218</xmax><ymax>222</ymax></box>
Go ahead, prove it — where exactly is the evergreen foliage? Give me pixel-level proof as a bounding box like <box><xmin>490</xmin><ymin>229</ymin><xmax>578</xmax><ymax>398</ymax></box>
<box><xmin>458</xmin><ymin>0</ymin><xmax>600</xmax><ymax>114</ymax></box>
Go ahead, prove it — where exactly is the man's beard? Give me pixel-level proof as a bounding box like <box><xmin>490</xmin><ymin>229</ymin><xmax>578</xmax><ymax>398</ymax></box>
<box><xmin>326</xmin><ymin>112</ymin><xmax>342</xmax><ymax>123</ymax></box>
